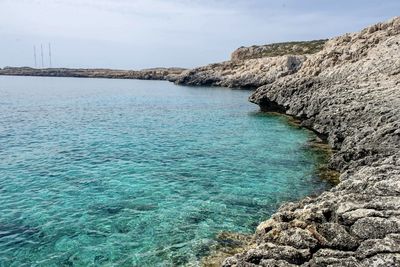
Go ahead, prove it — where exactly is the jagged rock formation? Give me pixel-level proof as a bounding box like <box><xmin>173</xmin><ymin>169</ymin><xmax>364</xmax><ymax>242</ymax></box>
<box><xmin>173</xmin><ymin>56</ymin><xmax>306</xmax><ymax>89</ymax></box>
<box><xmin>173</xmin><ymin>40</ymin><xmax>325</xmax><ymax>89</ymax></box>
<box><xmin>221</xmin><ymin>17</ymin><xmax>400</xmax><ymax>267</ymax></box>
<box><xmin>0</xmin><ymin>67</ymin><xmax>186</xmax><ymax>81</ymax></box>
<box><xmin>231</xmin><ymin>40</ymin><xmax>326</xmax><ymax>61</ymax></box>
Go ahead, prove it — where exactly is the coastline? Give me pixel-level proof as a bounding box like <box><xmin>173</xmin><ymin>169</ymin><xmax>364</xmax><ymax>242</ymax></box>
<box><xmin>201</xmin><ymin>112</ymin><xmax>339</xmax><ymax>266</ymax></box>
<box><xmin>223</xmin><ymin>17</ymin><xmax>400</xmax><ymax>266</ymax></box>
<box><xmin>0</xmin><ymin>67</ymin><xmax>186</xmax><ymax>82</ymax></box>
<box><xmin>250</xmin><ymin>111</ymin><xmax>340</xmax><ymax>186</ymax></box>
<box><xmin>188</xmin><ymin>17</ymin><xmax>400</xmax><ymax>266</ymax></box>
<box><xmin>2</xmin><ymin>17</ymin><xmax>399</xmax><ymax>267</ymax></box>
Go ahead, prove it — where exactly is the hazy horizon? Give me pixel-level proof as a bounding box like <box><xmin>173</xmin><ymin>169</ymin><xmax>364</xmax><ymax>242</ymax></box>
<box><xmin>1</xmin><ymin>0</ymin><xmax>399</xmax><ymax>70</ymax></box>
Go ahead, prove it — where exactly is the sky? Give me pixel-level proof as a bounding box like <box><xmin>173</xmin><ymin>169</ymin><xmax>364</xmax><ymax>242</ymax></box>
<box><xmin>0</xmin><ymin>0</ymin><xmax>399</xmax><ymax>69</ymax></box>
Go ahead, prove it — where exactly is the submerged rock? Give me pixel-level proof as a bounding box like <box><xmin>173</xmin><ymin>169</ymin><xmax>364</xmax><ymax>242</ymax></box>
<box><xmin>201</xmin><ymin>232</ymin><xmax>253</xmax><ymax>267</ymax></box>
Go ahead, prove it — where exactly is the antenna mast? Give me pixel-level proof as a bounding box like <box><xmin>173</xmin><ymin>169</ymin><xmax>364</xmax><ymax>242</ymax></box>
<box><xmin>33</xmin><ymin>45</ymin><xmax>37</xmax><ymax>68</ymax></box>
<box><xmin>48</xmin><ymin>43</ymin><xmax>52</xmax><ymax>68</ymax></box>
<box><xmin>40</xmin><ymin>44</ymin><xmax>44</xmax><ymax>68</ymax></box>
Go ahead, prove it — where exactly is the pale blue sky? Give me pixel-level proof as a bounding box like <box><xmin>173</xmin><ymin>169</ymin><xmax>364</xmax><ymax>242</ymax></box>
<box><xmin>0</xmin><ymin>0</ymin><xmax>399</xmax><ymax>69</ymax></box>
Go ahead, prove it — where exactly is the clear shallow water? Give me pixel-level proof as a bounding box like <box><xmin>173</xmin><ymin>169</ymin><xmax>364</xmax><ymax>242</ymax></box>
<box><xmin>0</xmin><ymin>76</ymin><xmax>329</xmax><ymax>266</ymax></box>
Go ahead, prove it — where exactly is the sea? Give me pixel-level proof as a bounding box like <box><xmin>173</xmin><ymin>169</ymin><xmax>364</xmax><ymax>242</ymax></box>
<box><xmin>0</xmin><ymin>76</ymin><xmax>330</xmax><ymax>266</ymax></box>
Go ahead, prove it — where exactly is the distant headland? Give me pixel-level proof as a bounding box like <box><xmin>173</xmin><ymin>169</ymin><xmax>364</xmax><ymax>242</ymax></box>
<box><xmin>0</xmin><ymin>66</ymin><xmax>186</xmax><ymax>81</ymax></box>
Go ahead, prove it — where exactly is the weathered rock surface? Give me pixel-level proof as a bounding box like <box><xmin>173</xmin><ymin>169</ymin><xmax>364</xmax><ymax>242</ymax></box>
<box><xmin>173</xmin><ymin>40</ymin><xmax>326</xmax><ymax>89</ymax></box>
<box><xmin>0</xmin><ymin>67</ymin><xmax>186</xmax><ymax>81</ymax></box>
<box><xmin>173</xmin><ymin>56</ymin><xmax>306</xmax><ymax>89</ymax></box>
<box><xmin>221</xmin><ymin>16</ymin><xmax>400</xmax><ymax>267</ymax></box>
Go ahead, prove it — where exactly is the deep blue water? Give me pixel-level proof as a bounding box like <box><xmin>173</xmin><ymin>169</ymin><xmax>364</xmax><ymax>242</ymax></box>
<box><xmin>0</xmin><ymin>76</ymin><xmax>329</xmax><ymax>266</ymax></box>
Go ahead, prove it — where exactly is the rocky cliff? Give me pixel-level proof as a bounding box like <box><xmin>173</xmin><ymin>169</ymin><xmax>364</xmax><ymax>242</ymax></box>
<box><xmin>173</xmin><ymin>56</ymin><xmax>306</xmax><ymax>89</ymax></box>
<box><xmin>219</xmin><ymin>17</ymin><xmax>400</xmax><ymax>267</ymax></box>
<box><xmin>173</xmin><ymin>41</ymin><xmax>325</xmax><ymax>89</ymax></box>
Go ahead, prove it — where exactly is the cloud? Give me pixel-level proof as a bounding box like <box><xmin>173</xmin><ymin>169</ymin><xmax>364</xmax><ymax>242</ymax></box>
<box><xmin>0</xmin><ymin>0</ymin><xmax>399</xmax><ymax>68</ymax></box>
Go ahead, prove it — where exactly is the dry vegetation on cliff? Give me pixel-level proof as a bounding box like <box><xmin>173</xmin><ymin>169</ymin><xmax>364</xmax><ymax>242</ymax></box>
<box><xmin>231</xmin><ymin>40</ymin><xmax>327</xmax><ymax>61</ymax></box>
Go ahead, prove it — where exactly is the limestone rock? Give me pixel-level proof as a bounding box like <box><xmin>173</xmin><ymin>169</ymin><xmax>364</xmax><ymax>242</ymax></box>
<box><xmin>174</xmin><ymin>56</ymin><xmax>306</xmax><ymax>89</ymax></box>
<box><xmin>223</xmin><ymin>16</ymin><xmax>400</xmax><ymax>267</ymax></box>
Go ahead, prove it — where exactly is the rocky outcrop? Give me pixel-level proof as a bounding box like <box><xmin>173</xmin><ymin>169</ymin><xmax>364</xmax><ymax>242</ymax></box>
<box><xmin>0</xmin><ymin>67</ymin><xmax>186</xmax><ymax>81</ymax></box>
<box><xmin>222</xmin><ymin>16</ymin><xmax>400</xmax><ymax>267</ymax></box>
<box><xmin>173</xmin><ymin>56</ymin><xmax>306</xmax><ymax>89</ymax></box>
<box><xmin>231</xmin><ymin>40</ymin><xmax>326</xmax><ymax>61</ymax></box>
<box><xmin>173</xmin><ymin>40</ymin><xmax>326</xmax><ymax>89</ymax></box>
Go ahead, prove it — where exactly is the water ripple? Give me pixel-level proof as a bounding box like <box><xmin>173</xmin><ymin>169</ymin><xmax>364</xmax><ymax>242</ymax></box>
<box><xmin>0</xmin><ymin>76</ymin><xmax>330</xmax><ymax>266</ymax></box>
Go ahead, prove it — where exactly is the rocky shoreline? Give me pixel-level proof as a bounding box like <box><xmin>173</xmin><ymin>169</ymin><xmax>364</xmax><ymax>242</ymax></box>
<box><xmin>187</xmin><ymin>18</ymin><xmax>400</xmax><ymax>266</ymax></box>
<box><xmin>0</xmin><ymin>67</ymin><xmax>186</xmax><ymax>81</ymax></box>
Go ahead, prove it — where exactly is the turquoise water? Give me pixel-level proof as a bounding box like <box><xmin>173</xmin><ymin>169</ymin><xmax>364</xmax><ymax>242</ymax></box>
<box><xmin>0</xmin><ymin>76</ymin><xmax>329</xmax><ymax>266</ymax></box>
